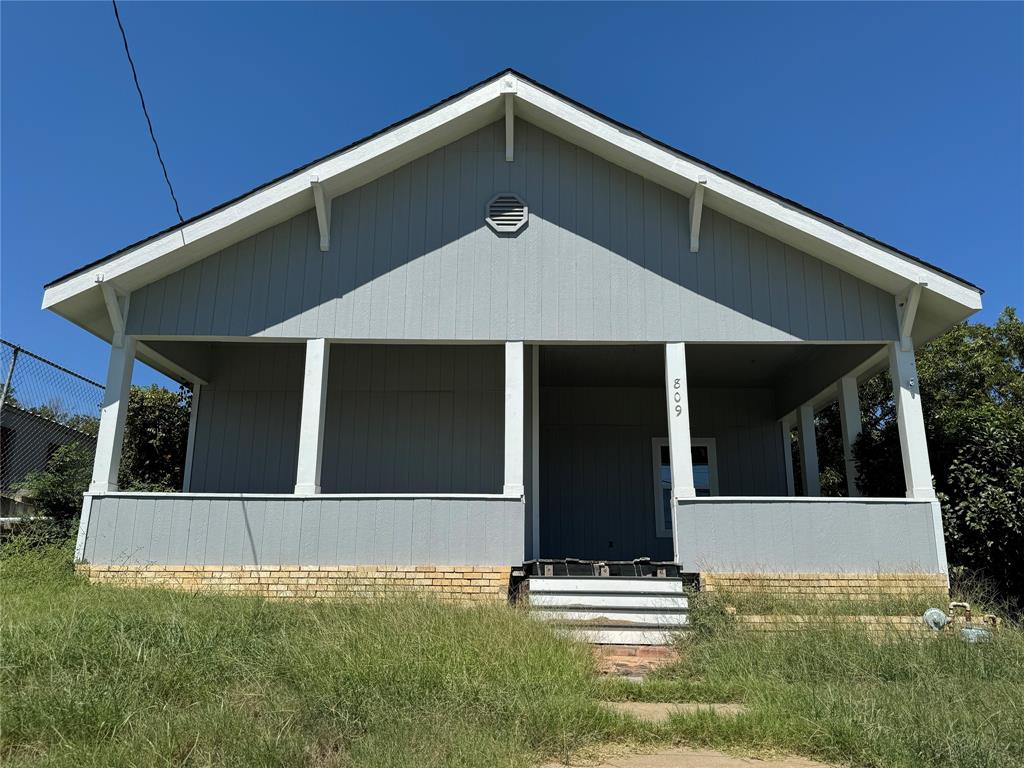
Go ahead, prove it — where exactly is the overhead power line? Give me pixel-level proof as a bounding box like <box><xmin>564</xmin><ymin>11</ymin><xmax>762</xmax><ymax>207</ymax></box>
<box><xmin>111</xmin><ymin>0</ymin><xmax>184</xmax><ymax>223</ymax></box>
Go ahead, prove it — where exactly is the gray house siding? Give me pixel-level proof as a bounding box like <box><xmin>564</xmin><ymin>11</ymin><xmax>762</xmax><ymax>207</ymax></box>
<box><xmin>676</xmin><ymin>499</ymin><xmax>943</xmax><ymax>573</ymax></box>
<box><xmin>189</xmin><ymin>343</ymin><xmax>305</xmax><ymax>493</ymax></box>
<box><xmin>539</xmin><ymin>385</ymin><xmax>786</xmax><ymax>561</ymax></box>
<box><xmin>190</xmin><ymin>343</ymin><xmax>508</xmax><ymax>495</ymax></box>
<box><xmin>83</xmin><ymin>495</ymin><xmax>524</xmax><ymax>567</ymax></box>
<box><xmin>320</xmin><ymin>344</ymin><xmax>504</xmax><ymax>494</ymax></box>
<box><xmin>126</xmin><ymin>120</ymin><xmax>899</xmax><ymax>344</ymax></box>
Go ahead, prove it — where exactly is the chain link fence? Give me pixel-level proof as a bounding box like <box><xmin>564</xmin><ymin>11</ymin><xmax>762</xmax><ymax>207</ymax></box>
<box><xmin>1</xmin><ymin>339</ymin><xmax>102</xmax><ymax>515</ymax></box>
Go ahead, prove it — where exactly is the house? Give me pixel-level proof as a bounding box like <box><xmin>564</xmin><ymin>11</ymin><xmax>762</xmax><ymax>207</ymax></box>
<box><xmin>43</xmin><ymin>71</ymin><xmax>981</xmax><ymax>609</ymax></box>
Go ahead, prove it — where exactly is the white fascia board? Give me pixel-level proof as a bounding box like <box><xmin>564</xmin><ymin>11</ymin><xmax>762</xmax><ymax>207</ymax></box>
<box><xmin>42</xmin><ymin>77</ymin><xmax>507</xmax><ymax>311</ymax></box>
<box><xmin>512</xmin><ymin>79</ymin><xmax>982</xmax><ymax>313</ymax></box>
<box><xmin>44</xmin><ymin>71</ymin><xmax>981</xmax><ymax>326</ymax></box>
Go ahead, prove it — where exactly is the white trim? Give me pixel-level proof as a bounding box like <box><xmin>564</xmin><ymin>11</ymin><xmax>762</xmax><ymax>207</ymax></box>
<box><xmin>513</xmin><ymin>77</ymin><xmax>981</xmax><ymax>311</ymax></box>
<box><xmin>84</xmin><ymin>491</ymin><xmax>521</xmax><ymax>500</ymax></box>
<box><xmin>74</xmin><ymin>495</ymin><xmax>93</xmax><ymax>562</ymax></box>
<box><xmin>99</xmin><ymin>281</ymin><xmax>126</xmax><ymax>345</ymax></box>
<box><xmin>780</xmin><ymin>420</ymin><xmax>796</xmax><ymax>497</ymax></box>
<box><xmin>798</xmin><ymin>403</ymin><xmax>820</xmax><ymax>496</ymax></box>
<box><xmin>89</xmin><ymin>336</ymin><xmax>136</xmax><ymax>493</ymax></box>
<box><xmin>898</xmin><ymin>283</ymin><xmax>925</xmax><ymax>351</ymax></box>
<box><xmin>503</xmin><ymin>341</ymin><xmax>525</xmax><ymax>497</ymax></box>
<box><xmin>664</xmin><ymin>342</ymin><xmax>695</xmax><ymax>500</ymax></box>
<box><xmin>294</xmin><ymin>339</ymin><xmax>330</xmax><ymax>495</ymax></box>
<box><xmin>888</xmin><ymin>340</ymin><xmax>936</xmax><ymax>500</ymax></box>
<box><xmin>674</xmin><ymin>496</ymin><xmax>932</xmax><ymax>504</ymax></box>
<box><xmin>42</xmin><ymin>75</ymin><xmax>507</xmax><ymax>308</ymax></box>
<box><xmin>837</xmin><ymin>375</ymin><xmax>862</xmax><ymax>497</ymax></box>
<box><xmin>310</xmin><ymin>176</ymin><xmax>331</xmax><ymax>252</ymax></box>
<box><xmin>79</xmin><ymin>490</ymin><xmax>926</xmax><ymax>504</ymax></box>
<box><xmin>504</xmin><ymin>92</ymin><xmax>515</xmax><ymax>162</ymax></box>
<box><xmin>652</xmin><ymin>436</ymin><xmax>719</xmax><ymax>539</ymax></box>
<box><xmin>531</xmin><ymin>343</ymin><xmax>540</xmax><ymax>559</ymax></box>
<box><xmin>135</xmin><ymin>341</ymin><xmax>209</xmax><ymax>386</ymax></box>
<box><xmin>43</xmin><ymin>71</ymin><xmax>981</xmax><ymax>328</ymax></box>
<box><xmin>182</xmin><ymin>383</ymin><xmax>201</xmax><ymax>492</ymax></box>
<box><xmin>689</xmin><ymin>176</ymin><xmax>706</xmax><ymax>253</ymax></box>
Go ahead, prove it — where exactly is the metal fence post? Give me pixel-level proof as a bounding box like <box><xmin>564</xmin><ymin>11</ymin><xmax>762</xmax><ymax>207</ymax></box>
<box><xmin>0</xmin><ymin>346</ymin><xmax>18</xmax><ymax>414</ymax></box>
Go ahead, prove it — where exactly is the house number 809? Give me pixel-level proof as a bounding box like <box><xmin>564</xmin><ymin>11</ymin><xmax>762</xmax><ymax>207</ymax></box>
<box><xmin>673</xmin><ymin>378</ymin><xmax>682</xmax><ymax>416</ymax></box>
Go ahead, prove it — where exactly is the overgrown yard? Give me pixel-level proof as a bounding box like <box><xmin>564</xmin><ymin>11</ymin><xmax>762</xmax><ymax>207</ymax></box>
<box><xmin>3</xmin><ymin>540</ymin><xmax>1023</xmax><ymax>768</ymax></box>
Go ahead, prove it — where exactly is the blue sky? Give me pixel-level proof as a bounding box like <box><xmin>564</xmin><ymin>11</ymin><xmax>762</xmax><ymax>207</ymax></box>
<box><xmin>2</xmin><ymin>1</ymin><xmax>1021</xmax><ymax>387</ymax></box>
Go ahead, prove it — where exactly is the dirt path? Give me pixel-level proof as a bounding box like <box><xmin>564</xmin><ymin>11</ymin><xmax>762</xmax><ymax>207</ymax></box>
<box><xmin>542</xmin><ymin>747</ymin><xmax>835</xmax><ymax>767</ymax></box>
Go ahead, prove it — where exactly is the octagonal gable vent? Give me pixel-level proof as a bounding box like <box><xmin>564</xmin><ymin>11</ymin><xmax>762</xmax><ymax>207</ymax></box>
<box><xmin>486</xmin><ymin>194</ymin><xmax>528</xmax><ymax>234</ymax></box>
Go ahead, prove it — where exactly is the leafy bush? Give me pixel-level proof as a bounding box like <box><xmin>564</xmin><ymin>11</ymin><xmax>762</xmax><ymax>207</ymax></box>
<box><xmin>17</xmin><ymin>442</ymin><xmax>92</xmax><ymax>522</ymax></box>
<box><xmin>837</xmin><ymin>307</ymin><xmax>1024</xmax><ymax>609</ymax></box>
<box><xmin>119</xmin><ymin>384</ymin><xmax>191</xmax><ymax>491</ymax></box>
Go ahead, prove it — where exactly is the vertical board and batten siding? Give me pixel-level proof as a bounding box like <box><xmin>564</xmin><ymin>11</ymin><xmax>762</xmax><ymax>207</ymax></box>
<box><xmin>125</xmin><ymin>120</ymin><xmax>899</xmax><ymax>344</ymax></box>
<box><xmin>320</xmin><ymin>345</ymin><xmax>505</xmax><ymax>493</ymax></box>
<box><xmin>676</xmin><ymin>499</ymin><xmax>943</xmax><ymax>573</ymax></box>
<box><xmin>189</xmin><ymin>343</ymin><xmax>305</xmax><ymax>493</ymax></box>
<box><xmin>190</xmin><ymin>343</ymin><xmax>507</xmax><ymax>494</ymax></box>
<box><xmin>540</xmin><ymin>386</ymin><xmax>787</xmax><ymax>561</ymax></box>
<box><xmin>83</xmin><ymin>495</ymin><xmax>524</xmax><ymax>566</ymax></box>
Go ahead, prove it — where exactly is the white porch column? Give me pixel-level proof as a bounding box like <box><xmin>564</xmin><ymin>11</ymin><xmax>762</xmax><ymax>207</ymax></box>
<box><xmin>665</xmin><ymin>343</ymin><xmax>695</xmax><ymax>500</ymax></box>
<box><xmin>798</xmin><ymin>403</ymin><xmax>821</xmax><ymax>496</ymax></box>
<box><xmin>89</xmin><ymin>336</ymin><xmax>137</xmax><ymax>493</ymax></box>
<box><xmin>294</xmin><ymin>339</ymin><xmax>330</xmax><ymax>495</ymax></box>
<box><xmin>780</xmin><ymin>419</ymin><xmax>796</xmax><ymax>496</ymax></box>
<box><xmin>837</xmin><ymin>375</ymin><xmax>862</xmax><ymax>497</ymax></box>
<box><xmin>889</xmin><ymin>341</ymin><xmax>935</xmax><ymax>499</ymax></box>
<box><xmin>182</xmin><ymin>383</ymin><xmax>201</xmax><ymax>492</ymax></box>
<box><xmin>666</xmin><ymin>343</ymin><xmax>695</xmax><ymax>564</ymax></box>
<box><xmin>503</xmin><ymin>341</ymin><xmax>525</xmax><ymax>497</ymax></box>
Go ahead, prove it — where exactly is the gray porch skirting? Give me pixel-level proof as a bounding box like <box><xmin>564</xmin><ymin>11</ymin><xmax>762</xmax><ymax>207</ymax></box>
<box><xmin>675</xmin><ymin>498</ymin><xmax>946</xmax><ymax>573</ymax></box>
<box><xmin>80</xmin><ymin>495</ymin><xmax>525</xmax><ymax>567</ymax></box>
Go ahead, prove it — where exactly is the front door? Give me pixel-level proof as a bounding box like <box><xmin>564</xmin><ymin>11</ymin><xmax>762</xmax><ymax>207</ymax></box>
<box><xmin>652</xmin><ymin>438</ymin><xmax>719</xmax><ymax>538</ymax></box>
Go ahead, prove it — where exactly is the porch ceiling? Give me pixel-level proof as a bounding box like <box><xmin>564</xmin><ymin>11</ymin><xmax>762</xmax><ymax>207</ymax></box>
<box><xmin>539</xmin><ymin>343</ymin><xmax>884</xmax><ymax>418</ymax></box>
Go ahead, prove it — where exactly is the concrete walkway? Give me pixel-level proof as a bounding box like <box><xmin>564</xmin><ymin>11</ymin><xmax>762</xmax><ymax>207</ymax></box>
<box><xmin>601</xmin><ymin>701</ymin><xmax>747</xmax><ymax>722</ymax></box>
<box><xmin>542</xmin><ymin>747</ymin><xmax>834</xmax><ymax>767</ymax></box>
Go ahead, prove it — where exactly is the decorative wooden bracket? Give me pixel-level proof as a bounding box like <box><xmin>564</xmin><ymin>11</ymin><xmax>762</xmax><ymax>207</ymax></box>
<box><xmin>501</xmin><ymin>77</ymin><xmax>516</xmax><ymax>163</ymax></box>
<box><xmin>311</xmin><ymin>176</ymin><xmax>330</xmax><ymax>252</ymax></box>
<box><xmin>97</xmin><ymin>277</ymin><xmax>129</xmax><ymax>346</ymax></box>
<box><xmin>897</xmin><ymin>282</ymin><xmax>926</xmax><ymax>351</ymax></box>
<box><xmin>689</xmin><ymin>176</ymin><xmax>707</xmax><ymax>253</ymax></box>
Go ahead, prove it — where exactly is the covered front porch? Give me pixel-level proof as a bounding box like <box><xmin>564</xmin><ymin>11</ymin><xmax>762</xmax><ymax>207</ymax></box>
<box><xmin>76</xmin><ymin>336</ymin><xmax>947</xmax><ymax>580</ymax></box>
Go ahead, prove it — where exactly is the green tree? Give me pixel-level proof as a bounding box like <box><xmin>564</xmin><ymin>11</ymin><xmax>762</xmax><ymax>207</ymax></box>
<box><xmin>854</xmin><ymin>307</ymin><xmax>1024</xmax><ymax>607</ymax></box>
<box><xmin>18</xmin><ymin>441</ymin><xmax>93</xmax><ymax>522</ymax></box>
<box><xmin>119</xmin><ymin>384</ymin><xmax>192</xmax><ymax>491</ymax></box>
<box><xmin>18</xmin><ymin>384</ymin><xmax>192</xmax><ymax>520</ymax></box>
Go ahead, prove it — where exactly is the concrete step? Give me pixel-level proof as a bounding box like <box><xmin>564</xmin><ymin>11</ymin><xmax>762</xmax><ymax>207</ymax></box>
<box><xmin>524</xmin><ymin>575</ymin><xmax>690</xmax><ymax>645</ymax></box>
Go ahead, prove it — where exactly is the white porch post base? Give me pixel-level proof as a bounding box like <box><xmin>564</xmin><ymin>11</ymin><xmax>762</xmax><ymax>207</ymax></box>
<box><xmin>74</xmin><ymin>495</ymin><xmax>93</xmax><ymax>562</ymax></box>
<box><xmin>798</xmin><ymin>403</ymin><xmax>820</xmax><ymax>497</ymax></box>
<box><xmin>889</xmin><ymin>341</ymin><xmax>936</xmax><ymax>500</ymax></box>
<box><xmin>837</xmin><ymin>375</ymin><xmax>862</xmax><ymax>497</ymax></box>
<box><xmin>665</xmin><ymin>343</ymin><xmax>695</xmax><ymax>563</ymax></box>
<box><xmin>780</xmin><ymin>419</ymin><xmax>796</xmax><ymax>496</ymax></box>
<box><xmin>503</xmin><ymin>341</ymin><xmax>525</xmax><ymax>498</ymax></box>
<box><xmin>89</xmin><ymin>336</ymin><xmax>137</xmax><ymax>493</ymax></box>
<box><xmin>294</xmin><ymin>339</ymin><xmax>330</xmax><ymax>495</ymax></box>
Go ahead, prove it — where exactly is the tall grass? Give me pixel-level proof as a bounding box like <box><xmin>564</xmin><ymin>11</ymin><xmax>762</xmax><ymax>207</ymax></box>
<box><xmin>1</xmin><ymin>541</ymin><xmax>614</xmax><ymax>767</ymax></box>
<box><xmin>4</xmin><ymin>538</ymin><xmax>1022</xmax><ymax>767</ymax></box>
<box><xmin>607</xmin><ymin>590</ymin><xmax>1024</xmax><ymax>768</ymax></box>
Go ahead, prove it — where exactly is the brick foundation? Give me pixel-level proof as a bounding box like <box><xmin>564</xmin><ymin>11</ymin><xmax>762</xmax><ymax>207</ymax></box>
<box><xmin>77</xmin><ymin>564</ymin><xmax>512</xmax><ymax>602</ymax></box>
<box><xmin>701</xmin><ymin>572</ymin><xmax>948</xmax><ymax>598</ymax></box>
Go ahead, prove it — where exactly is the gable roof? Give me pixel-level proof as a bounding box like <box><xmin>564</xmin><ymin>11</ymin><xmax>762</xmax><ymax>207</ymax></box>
<box><xmin>42</xmin><ymin>69</ymin><xmax>982</xmax><ymax>345</ymax></box>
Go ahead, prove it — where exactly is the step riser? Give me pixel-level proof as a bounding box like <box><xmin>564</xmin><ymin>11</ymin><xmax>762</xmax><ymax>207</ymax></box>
<box><xmin>529</xmin><ymin>594</ymin><xmax>689</xmax><ymax>610</ymax></box>
<box><xmin>525</xmin><ymin>576</ymin><xmax>689</xmax><ymax>645</ymax></box>
<box><xmin>527</xmin><ymin>577</ymin><xmax>685</xmax><ymax>594</ymax></box>
<box><xmin>534</xmin><ymin>610</ymin><xmax>689</xmax><ymax>627</ymax></box>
